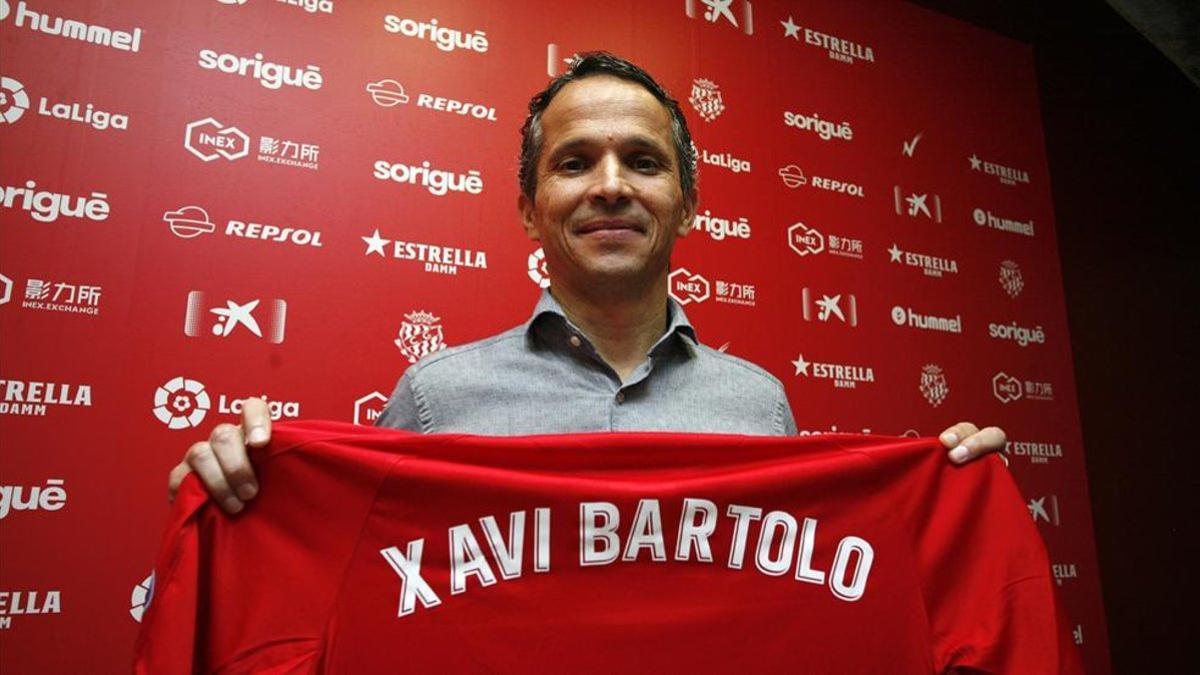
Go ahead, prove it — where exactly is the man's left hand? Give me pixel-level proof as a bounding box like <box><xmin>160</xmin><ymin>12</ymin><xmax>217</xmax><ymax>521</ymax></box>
<box><xmin>938</xmin><ymin>422</ymin><xmax>1006</xmax><ymax>464</ymax></box>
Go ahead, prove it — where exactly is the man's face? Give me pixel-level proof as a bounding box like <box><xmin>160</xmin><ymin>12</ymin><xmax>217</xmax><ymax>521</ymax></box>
<box><xmin>519</xmin><ymin>75</ymin><xmax>695</xmax><ymax>295</ymax></box>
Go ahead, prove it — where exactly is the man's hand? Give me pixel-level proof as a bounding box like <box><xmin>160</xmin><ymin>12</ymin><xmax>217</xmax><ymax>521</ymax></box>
<box><xmin>167</xmin><ymin>398</ymin><xmax>271</xmax><ymax>513</ymax></box>
<box><xmin>938</xmin><ymin>422</ymin><xmax>1006</xmax><ymax>464</ymax></box>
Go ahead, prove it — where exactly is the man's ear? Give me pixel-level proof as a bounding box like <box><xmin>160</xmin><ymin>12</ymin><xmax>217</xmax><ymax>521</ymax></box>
<box><xmin>676</xmin><ymin>190</ymin><xmax>698</xmax><ymax>237</ymax></box>
<box><xmin>518</xmin><ymin>193</ymin><xmax>539</xmax><ymax>241</ymax></box>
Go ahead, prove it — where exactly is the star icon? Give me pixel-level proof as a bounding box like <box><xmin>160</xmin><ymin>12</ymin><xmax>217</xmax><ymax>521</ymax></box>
<box><xmin>791</xmin><ymin>354</ymin><xmax>811</xmax><ymax>377</ymax></box>
<box><xmin>781</xmin><ymin>16</ymin><xmax>801</xmax><ymax>40</ymax></box>
<box><xmin>888</xmin><ymin>244</ymin><xmax>903</xmax><ymax>263</ymax></box>
<box><xmin>815</xmin><ymin>295</ymin><xmax>845</xmax><ymax>322</ymax></box>
<box><xmin>1027</xmin><ymin>497</ymin><xmax>1049</xmax><ymax>522</ymax></box>
<box><xmin>969</xmin><ymin>154</ymin><xmax>982</xmax><ymax>171</ymax></box>
<box><xmin>362</xmin><ymin>229</ymin><xmax>391</xmax><ymax>257</ymax></box>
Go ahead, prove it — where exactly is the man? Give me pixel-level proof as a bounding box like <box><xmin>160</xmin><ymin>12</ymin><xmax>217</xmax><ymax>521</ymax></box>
<box><xmin>168</xmin><ymin>53</ymin><xmax>1005</xmax><ymax>514</ymax></box>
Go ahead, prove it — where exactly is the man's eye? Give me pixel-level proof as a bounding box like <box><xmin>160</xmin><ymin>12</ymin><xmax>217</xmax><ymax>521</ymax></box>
<box><xmin>633</xmin><ymin>157</ymin><xmax>662</xmax><ymax>171</ymax></box>
<box><xmin>558</xmin><ymin>158</ymin><xmax>586</xmax><ymax>172</ymax></box>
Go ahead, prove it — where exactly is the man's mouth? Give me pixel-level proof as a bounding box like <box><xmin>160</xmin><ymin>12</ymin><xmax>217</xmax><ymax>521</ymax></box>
<box><xmin>575</xmin><ymin>219</ymin><xmax>645</xmax><ymax>235</ymax></box>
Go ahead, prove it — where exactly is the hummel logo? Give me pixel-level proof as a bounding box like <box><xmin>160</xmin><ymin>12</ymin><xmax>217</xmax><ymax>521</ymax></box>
<box><xmin>902</xmin><ymin>132</ymin><xmax>922</xmax><ymax>158</ymax></box>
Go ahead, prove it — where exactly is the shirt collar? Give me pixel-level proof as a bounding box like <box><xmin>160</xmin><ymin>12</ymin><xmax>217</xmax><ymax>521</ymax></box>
<box><xmin>524</xmin><ymin>289</ymin><xmax>699</xmax><ymax>350</ymax></box>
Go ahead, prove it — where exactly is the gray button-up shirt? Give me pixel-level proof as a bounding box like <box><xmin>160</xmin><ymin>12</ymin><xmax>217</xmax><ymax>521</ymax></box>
<box><xmin>376</xmin><ymin>290</ymin><xmax>797</xmax><ymax>436</ymax></box>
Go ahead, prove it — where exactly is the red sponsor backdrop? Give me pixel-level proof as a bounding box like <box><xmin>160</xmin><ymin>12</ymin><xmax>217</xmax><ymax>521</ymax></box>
<box><xmin>0</xmin><ymin>0</ymin><xmax>1108</xmax><ymax>671</ymax></box>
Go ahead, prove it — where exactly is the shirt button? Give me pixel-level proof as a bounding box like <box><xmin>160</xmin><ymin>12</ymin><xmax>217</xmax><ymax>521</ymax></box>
<box><xmin>569</xmin><ymin>335</ymin><xmax>582</xmax><ymax>348</ymax></box>
<box><xmin>615</xmin><ymin>391</ymin><xmax>625</xmax><ymax>404</ymax></box>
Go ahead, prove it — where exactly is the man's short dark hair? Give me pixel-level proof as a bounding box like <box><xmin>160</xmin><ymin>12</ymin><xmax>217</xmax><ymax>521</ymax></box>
<box><xmin>518</xmin><ymin>52</ymin><xmax>697</xmax><ymax>202</ymax></box>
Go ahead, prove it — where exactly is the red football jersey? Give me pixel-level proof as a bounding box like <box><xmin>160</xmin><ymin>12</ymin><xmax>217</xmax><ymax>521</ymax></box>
<box><xmin>134</xmin><ymin>422</ymin><xmax>1082</xmax><ymax>673</ymax></box>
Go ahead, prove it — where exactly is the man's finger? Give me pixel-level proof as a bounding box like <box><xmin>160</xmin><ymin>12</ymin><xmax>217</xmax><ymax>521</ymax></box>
<box><xmin>209</xmin><ymin>423</ymin><xmax>258</xmax><ymax>501</ymax></box>
<box><xmin>184</xmin><ymin>441</ymin><xmax>244</xmax><ymax>514</ymax></box>
<box><xmin>947</xmin><ymin>425</ymin><xmax>1007</xmax><ymax>464</ymax></box>
<box><xmin>167</xmin><ymin>462</ymin><xmax>191</xmax><ymax>503</ymax></box>
<box><xmin>241</xmin><ymin>397</ymin><xmax>272</xmax><ymax>447</ymax></box>
<box><xmin>939</xmin><ymin>421</ymin><xmax>979</xmax><ymax>462</ymax></box>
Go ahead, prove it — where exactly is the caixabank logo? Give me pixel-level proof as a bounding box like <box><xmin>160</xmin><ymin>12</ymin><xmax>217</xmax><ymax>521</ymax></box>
<box><xmin>684</xmin><ymin>0</ymin><xmax>754</xmax><ymax>35</ymax></box>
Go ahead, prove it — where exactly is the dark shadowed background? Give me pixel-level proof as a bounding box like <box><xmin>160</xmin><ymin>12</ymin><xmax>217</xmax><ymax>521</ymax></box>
<box><xmin>913</xmin><ymin>0</ymin><xmax>1200</xmax><ymax>669</ymax></box>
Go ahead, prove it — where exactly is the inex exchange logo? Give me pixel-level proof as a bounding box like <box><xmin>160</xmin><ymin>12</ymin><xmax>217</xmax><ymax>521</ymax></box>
<box><xmin>153</xmin><ymin>377</ymin><xmax>211</xmax><ymax>430</ymax></box>
<box><xmin>185</xmin><ymin>117</ymin><xmax>249</xmax><ymax>162</ymax></box>
<box><xmin>787</xmin><ymin>222</ymin><xmax>862</xmax><ymax>260</ymax></box>
<box><xmin>993</xmin><ymin>370</ymin><xmax>1054</xmax><ymax>404</ymax></box>
<box><xmin>669</xmin><ymin>268</ymin><xmax>710</xmax><ymax>305</ymax></box>
<box><xmin>0</xmin><ymin>75</ymin><xmax>30</xmax><ymax>123</ymax></box>
<box><xmin>185</xmin><ymin>116</ymin><xmax>319</xmax><ymax>170</ymax></box>
<box><xmin>355</xmin><ymin>391</ymin><xmax>387</xmax><ymax>426</ymax></box>
<box><xmin>669</xmin><ymin>268</ymin><xmax>755</xmax><ymax>307</ymax></box>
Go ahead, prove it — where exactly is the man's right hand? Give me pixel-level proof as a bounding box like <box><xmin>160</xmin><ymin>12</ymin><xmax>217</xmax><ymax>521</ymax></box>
<box><xmin>167</xmin><ymin>398</ymin><xmax>271</xmax><ymax>514</ymax></box>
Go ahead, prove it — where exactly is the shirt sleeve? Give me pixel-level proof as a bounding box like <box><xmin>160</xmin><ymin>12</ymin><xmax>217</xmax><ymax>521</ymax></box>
<box><xmin>777</xmin><ymin>386</ymin><xmax>798</xmax><ymax>436</ymax></box>
<box><xmin>375</xmin><ymin>370</ymin><xmax>425</xmax><ymax>432</ymax></box>
<box><xmin>892</xmin><ymin>449</ymin><xmax>1084</xmax><ymax>674</ymax></box>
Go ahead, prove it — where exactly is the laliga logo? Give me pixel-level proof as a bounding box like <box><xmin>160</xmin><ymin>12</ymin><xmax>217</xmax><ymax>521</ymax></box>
<box><xmin>992</xmin><ymin>372</ymin><xmax>1022</xmax><ymax>404</ymax></box>
<box><xmin>185</xmin><ymin>117</ymin><xmax>250</xmax><ymax>162</ymax></box>
<box><xmin>0</xmin><ymin>75</ymin><xmax>30</xmax><ymax>124</ymax></box>
<box><xmin>668</xmin><ymin>268</ymin><xmax>710</xmax><ymax>306</ymax></box>
<box><xmin>527</xmin><ymin>247</ymin><xmax>550</xmax><ymax>288</ymax></box>
<box><xmin>153</xmin><ymin>376</ymin><xmax>211</xmax><ymax>429</ymax></box>
<box><xmin>130</xmin><ymin>572</ymin><xmax>155</xmax><ymax>623</ymax></box>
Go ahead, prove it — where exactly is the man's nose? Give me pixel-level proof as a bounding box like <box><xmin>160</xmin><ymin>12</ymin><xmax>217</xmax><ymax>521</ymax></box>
<box><xmin>588</xmin><ymin>155</ymin><xmax>632</xmax><ymax>204</ymax></box>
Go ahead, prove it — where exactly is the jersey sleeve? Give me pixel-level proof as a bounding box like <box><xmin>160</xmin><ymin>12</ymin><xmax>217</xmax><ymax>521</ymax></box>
<box><xmin>882</xmin><ymin>446</ymin><xmax>1083</xmax><ymax>674</ymax></box>
<box><xmin>133</xmin><ymin>429</ymin><xmax>396</xmax><ymax>673</ymax></box>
